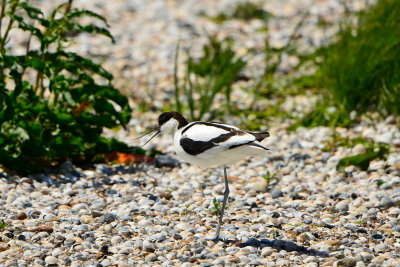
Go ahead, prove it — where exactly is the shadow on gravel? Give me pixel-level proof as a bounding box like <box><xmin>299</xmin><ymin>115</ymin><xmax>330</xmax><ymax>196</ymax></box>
<box><xmin>223</xmin><ymin>238</ymin><xmax>329</xmax><ymax>257</ymax></box>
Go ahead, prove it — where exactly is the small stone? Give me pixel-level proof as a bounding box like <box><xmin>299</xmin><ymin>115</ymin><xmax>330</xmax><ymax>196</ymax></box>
<box><xmin>352</xmin><ymin>144</ymin><xmax>366</xmax><ymax>154</ymax></box>
<box><xmin>261</xmin><ymin>247</ymin><xmax>274</xmax><ymax>256</ymax></box>
<box><xmin>60</xmin><ymin>160</ymin><xmax>76</xmax><ymax>172</ymax></box>
<box><xmin>80</xmin><ymin>215</ymin><xmax>92</xmax><ymax>224</ymax></box>
<box><xmin>388</xmin><ymin>207</ymin><xmax>400</xmax><ymax>215</ymax></box>
<box><xmin>378</xmin><ymin>197</ymin><xmax>395</xmax><ymax>209</ymax></box>
<box><xmin>111</xmin><ymin>236</ymin><xmax>122</xmax><ymax>244</ymax></box>
<box><xmin>253</xmin><ymin>178</ymin><xmax>268</xmax><ymax>192</ymax></box>
<box><xmin>367</xmin><ymin>208</ymin><xmax>378</xmax><ymax>215</ymax></box>
<box><xmin>159</xmin><ymin>193</ymin><xmax>172</xmax><ymax>200</ymax></box>
<box><xmin>154</xmin><ymin>155</ymin><xmax>179</xmax><ymax>168</ymax></box>
<box><xmin>380</xmin><ymin>182</ymin><xmax>392</xmax><ymax>190</ymax></box>
<box><xmin>18</xmin><ymin>212</ymin><xmax>27</xmax><ymax>220</ymax></box>
<box><xmin>91</xmin><ymin>210</ymin><xmax>103</xmax><ymax>218</ymax></box>
<box><xmin>335</xmin><ymin>257</ymin><xmax>356</xmax><ymax>267</ymax></box>
<box><xmin>20</xmin><ymin>177</ymin><xmax>33</xmax><ymax>184</ymax></box>
<box><xmin>134</xmin><ymin>239</ymin><xmax>143</xmax><ymax>248</ymax></box>
<box><xmin>371</xmin><ymin>233</ymin><xmax>384</xmax><ymax>241</ymax></box>
<box><xmin>336</xmin><ymin>201</ymin><xmax>349</xmax><ymax>211</ymax></box>
<box><xmin>4</xmin><ymin>232</ymin><xmax>14</xmax><ymax>239</ymax></box>
<box><xmin>120</xmin><ymin>247</ymin><xmax>134</xmax><ymax>254</ymax></box>
<box><xmin>104</xmin><ymin>224</ymin><xmax>113</xmax><ymax>233</ymax></box>
<box><xmin>101</xmin><ymin>213</ymin><xmax>117</xmax><ymax>223</ymax></box>
<box><xmin>138</xmin><ymin>218</ymin><xmax>152</xmax><ymax>227</ymax></box>
<box><xmin>228</xmin><ymin>256</ymin><xmax>239</xmax><ymax>263</ymax></box>
<box><xmin>297</xmin><ymin>233</ymin><xmax>310</xmax><ymax>243</ymax></box>
<box><xmin>100</xmin><ymin>259</ymin><xmax>112</xmax><ymax>266</ymax></box>
<box><xmin>143</xmin><ymin>240</ymin><xmax>155</xmax><ymax>252</ymax></box>
<box><xmin>149</xmin><ymin>233</ymin><xmax>166</xmax><ymax>242</ymax></box>
<box><xmin>276</xmin><ymin>259</ymin><xmax>290</xmax><ymax>266</ymax></box>
<box><xmin>325</xmin><ymin>239</ymin><xmax>340</xmax><ymax>246</ymax></box>
<box><xmin>392</xmin><ymin>225</ymin><xmax>400</xmax><ymax>232</ymax></box>
<box><xmin>239</xmin><ymin>256</ymin><xmax>250</xmax><ymax>264</ymax></box>
<box><xmin>376</xmin><ymin>132</ymin><xmax>393</xmax><ymax>144</ymax></box>
<box><xmin>39</xmin><ymin>226</ymin><xmax>53</xmax><ymax>233</ymax></box>
<box><xmin>271</xmin><ymin>189</ymin><xmax>283</xmax><ymax>199</ymax></box>
<box><xmin>45</xmin><ymin>256</ymin><xmax>58</xmax><ymax>265</ymax></box>
<box><xmin>146</xmin><ymin>253</ymin><xmax>157</xmax><ymax>262</ymax></box>
<box><xmin>249</xmin><ymin>260</ymin><xmax>262</xmax><ymax>265</ymax></box>
<box><xmin>173</xmin><ymin>233</ymin><xmax>182</xmax><ymax>240</ymax></box>
<box><xmin>52</xmin><ymin>248</ymin><xmax>63</xmax><ymax>257</ymax></box>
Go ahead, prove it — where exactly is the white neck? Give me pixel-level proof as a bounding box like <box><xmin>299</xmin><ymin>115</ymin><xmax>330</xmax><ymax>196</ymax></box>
<box><xmin>160</xmin><ymin>119</ymin><xmax>179</xmax><ymax>134</ymax></box>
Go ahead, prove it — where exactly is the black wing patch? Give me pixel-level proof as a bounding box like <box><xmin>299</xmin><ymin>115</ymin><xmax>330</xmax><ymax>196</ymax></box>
<box><xmin>180</xmin><ymin>131</ymin><xmax>247</xmax><ymax>155</ymax></box>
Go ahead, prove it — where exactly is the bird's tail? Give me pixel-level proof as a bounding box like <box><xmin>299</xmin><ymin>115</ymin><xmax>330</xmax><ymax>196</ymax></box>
<box><xmin>246</xmin><ymin>131</ymin><xmax>270</xmax><ymax>142</ymax></box>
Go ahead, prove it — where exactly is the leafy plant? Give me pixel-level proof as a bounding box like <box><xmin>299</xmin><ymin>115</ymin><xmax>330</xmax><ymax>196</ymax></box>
<box><xmin>296</xmin><ymin>0</ymin><xmax>400</xmax><ymax>127</ymax></box>
<box><xmin>336</xmin><ymin>143</ymin><xmax>389</xmax><ymax>171</ymax></box>
<box><xmin>208</xmin><ymin>2</ymin><xmax>270</xmax><ymax>23</ymax></box>
<box><xmin>322</xmin><ymin>134</ymin><xmax>390</xmax><ymax>172</ymax></box>
<box><xmin>208</xmin><ymin>197</ymin><xmax>229</xmax><ymax>217</ymax></box>
<box><xmin>181</xmin><ymin>203</ymin><xmax>193</xmax><ymax>216</ymax></box>
<box><xmin>262</xmin><ymin>171</ymin><xmax>276</xmax><ymax>190</ymax></box>
<box><xmin>0</xmin><ymin>0</ymin><xmax>132</xmax><ymax>174</ymax></box>
<box><xmin>376</xmin><ymin>180</ymin><xmax>384</xmax><ymax>188</ymax></box>
<box><xmin>289</xmin><ymin>104</ymin><xmax>353</xmax><ymax>131</ymax></box>
<box><xmin>174</xmin><ymin>36</ymin><xmax>246</xmax><ymax>121</ymax></box>
<box><xmin>0</xmin><ymin>219</ymin><xmax>7</xmax><ymax>231</ymax></box>
<box><xmin>355</xmin><ymin>219</ymin><xmax>366</xmax><ymax>226</ymax></box>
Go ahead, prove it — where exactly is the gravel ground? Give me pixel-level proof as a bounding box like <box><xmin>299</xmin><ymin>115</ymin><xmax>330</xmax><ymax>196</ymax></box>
<box><xmin>2</xmin><ymin>0</ymin><xmax>400</xmax><ymax>266</ymax></box>
<box><xmin>1</xmin><ymin>120</ymin><xmax>400</xmax><ymax>266</ymax></box>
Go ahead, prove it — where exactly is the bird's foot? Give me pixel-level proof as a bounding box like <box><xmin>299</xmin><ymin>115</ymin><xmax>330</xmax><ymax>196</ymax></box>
<box><xmin>206</xmin><ymin>236</ymin><xmax>223</xmax><ymax>243</ymax></box>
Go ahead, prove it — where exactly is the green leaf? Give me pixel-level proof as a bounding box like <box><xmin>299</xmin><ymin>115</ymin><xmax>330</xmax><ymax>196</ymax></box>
<box><xmin>67</xmin><ymin>9</ymin><xmax>109</xmax><ymax>25</ymax></box>
<box><xmin>337</xmin><ymin>144</ymin><xmax>389</xmax><ymax>171</ymax></box>
<box><xmin>30</xmin><ymin>58</ymin><xmax>45</xmax><ymax>71</ymax></box>
<box><xmin>0</xmin><ymin>0</ymin><xmax>133</xmax><ymax>174</ymax></box>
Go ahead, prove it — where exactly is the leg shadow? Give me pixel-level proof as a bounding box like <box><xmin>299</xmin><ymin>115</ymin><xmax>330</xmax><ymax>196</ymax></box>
<box><xmin>222</xmin><ymin>237</ymin><xmax>329</xmax><ymax>257</ymax></box>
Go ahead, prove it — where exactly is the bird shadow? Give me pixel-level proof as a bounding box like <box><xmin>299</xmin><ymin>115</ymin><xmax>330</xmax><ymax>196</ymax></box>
<box><xmin>220</xmin><ymin>237</ymin><xmax>329</xmax><ymax>257</ymax></box>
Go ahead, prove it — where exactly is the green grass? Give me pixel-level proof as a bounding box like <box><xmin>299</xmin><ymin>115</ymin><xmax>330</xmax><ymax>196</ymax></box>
<box><xmin>0</xmin><ymin>219</ymin><xmax>7</xmax><ymax>232</ymax></box>
<box><xmin>174</xmin><ymin>36</ymin><xmax>246</xmax><ymax>121</ymax></box>
<box><xmin>322</xmin><ymin>134</ymin><xmax>390</xmax><ymax>171</ymax></box>
<box><xmin>355</xmin><ymin>219</ymin><xmax>366</xmax><ymax>226</ymax></box>
<box><xmin>261</xmin><ymin>171</ymin><xmax>276</xmax><ymax>190</ymax></box>
<box><xmin>376</xmin><ymin>180</ymin><xmax>384</xmax><ymax>188</ymax></box>
<box><xmin>208</xmin><ymin>197</ymin><xmax>229</xmax><ymax>217</ymax></box>
<box><xmin>296</xmin><ymin>0</ymin><xmax>400</xmax><ymax>127</ymax></box>
<box><xmin>207</xmin><ymin>2</ymin><xmax>270</xmax><ymax>23</ymax></box>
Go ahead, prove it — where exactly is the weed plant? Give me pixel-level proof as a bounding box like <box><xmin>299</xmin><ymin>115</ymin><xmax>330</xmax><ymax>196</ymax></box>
<box><xmin>0</xmin><ymin>219</ymin><xmax>7</xmax><ymax>232</ymax></box>
<box><xmin>0</xmin><ymin>0</ymin><xmax>132</xmax><ymax>174</ymax></box>
<box><xmin>208</xmin><ymin>197</ymin><xmax>229</xmax><ymax>217</ymax></box>
<box><xmin>208</xmin><ymin>2</ymin><xmax>270</xmax><ymax>23</ymax></box>
<box><xmin>323</xmin><ymin>134</ymin><xmax>390</xmax><ymax>171</ymax></box>
<box><xmin>174</xmin><ymin>36</ymin><xmax>246</xmax><ymax>121</ymax></box>
<box><xmin>297</xmin><ymin>0</ymin><xmax>400</xmax><ymax>127</ymax></box>
<box><xmin>237</xmin><ymin>16</ymin><xmax>306</xmax><ymax>130</ymax></box>
<box><xmin>261</xmin><ymin>171</ymin><xmax>276</xmax><ymax>190</ymax></box>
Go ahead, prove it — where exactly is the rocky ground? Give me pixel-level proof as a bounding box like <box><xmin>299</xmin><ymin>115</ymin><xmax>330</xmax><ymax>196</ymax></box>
<box><xmin>1</xmin><ymin>0</ymin><xmax>400</xmax><ymax>266</ymax></box>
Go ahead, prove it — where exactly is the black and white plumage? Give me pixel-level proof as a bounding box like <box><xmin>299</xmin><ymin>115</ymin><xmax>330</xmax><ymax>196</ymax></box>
<box><xmin>138</xmin><ymin>111</ymin><xmax>270</xmax><ymax>241</ymax></box>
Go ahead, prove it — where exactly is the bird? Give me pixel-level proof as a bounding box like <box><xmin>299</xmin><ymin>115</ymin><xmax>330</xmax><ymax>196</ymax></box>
<box><xmin>136</xmin><ymin>111</ymin><xmax>270</xmax><ymax>241</ymax></box>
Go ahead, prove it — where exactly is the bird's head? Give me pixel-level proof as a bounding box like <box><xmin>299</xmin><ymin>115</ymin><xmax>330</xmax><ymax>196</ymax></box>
<box><xmin>136</xmin><ymin>111</ymin><xmax>188</xmax><ymax>146</ymax></box>
<box><xmin>158</xmin><ymin>111</ymin><xmax>188</xmax><ymax>134</ymax></box>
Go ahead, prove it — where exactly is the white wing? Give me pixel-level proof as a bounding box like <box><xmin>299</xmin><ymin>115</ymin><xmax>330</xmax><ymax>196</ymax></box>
<box><xmin>179</xmin><ymin>122</ymin><xmax>257</xmax><ymax>156</ymax></box>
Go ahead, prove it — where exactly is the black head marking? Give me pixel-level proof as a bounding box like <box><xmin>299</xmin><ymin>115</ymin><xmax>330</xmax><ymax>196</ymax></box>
<box><xmin>158</xmin><ymin>111</ymin><xmax>189</xmax><ymax>129</ymax></box>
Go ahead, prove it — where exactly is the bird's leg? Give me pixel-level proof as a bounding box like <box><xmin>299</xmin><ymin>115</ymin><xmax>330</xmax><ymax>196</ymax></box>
<box><xmin>213</xmin><ymin>165</ymin><xmax>230</xmax><ymax>242</ymax></box>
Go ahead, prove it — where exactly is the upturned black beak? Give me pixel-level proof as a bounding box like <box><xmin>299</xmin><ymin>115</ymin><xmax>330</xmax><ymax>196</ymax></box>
<box><xmin>135</xmin><ymin>127</ymin><xmax>161</xmax><ymax>147</ymax></box>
